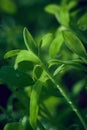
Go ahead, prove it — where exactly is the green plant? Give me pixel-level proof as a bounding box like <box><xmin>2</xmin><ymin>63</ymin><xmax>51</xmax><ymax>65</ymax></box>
<box><xmin>0</xmin><ymin>0</ymin><xmax>87</xmax><ymax>130</ymax></box>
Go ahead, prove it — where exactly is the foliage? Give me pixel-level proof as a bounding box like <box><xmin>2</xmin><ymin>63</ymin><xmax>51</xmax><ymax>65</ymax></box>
<box><xmin>0</xmin><ymin>0</ymin><xmax>87</xmax><ymax>130</ymax></box>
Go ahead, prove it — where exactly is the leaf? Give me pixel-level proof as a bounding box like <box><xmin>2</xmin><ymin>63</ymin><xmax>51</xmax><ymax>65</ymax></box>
<box><xmin>4</xmin><ymin>122</ymin><xmax>23</xmax><ymax>130</ymax></box>
<box><xmin>53</xmin><ymin>64</ymin><xmax>64</xmax><ymax>76</ymax></box>
<box><xmin>30</xmin><ymin>81</ymin><xmax>42</xmax><ymax>129</ymax></box>
<box><xmin>40</xmin><ymin>33</ymin><xmax>53</xmax><ymax>48</ymax></box>
<box><xmin>77</xmin><ymin>13</ymin><xmax>87</xmax><ymax>31</ymax></box>
<box><xmin>4</xmin><ymin>50</ymin><xmax>20</xmax><ymax>59</ymax></box>
<box><xmin>49</xmin><ymin>30</ymin><xmax>63</xmax><ymax>58</ymax></box>
<box><xmin>48</xmin><ymin>59</ymin><xmax>84</xmax><ymax>69</ymax></box>
<box><xmin>56</xmin><ymin>6</ymin><xmax>69</xmax><ymax>26</ymax></box>
<box><xmin>68</xmin><ymin>1</ymin><xmax>78</xmax><ymax>10</ymax></box>
<box><xmin>0</xmin><ymin>66</ymin><xmax>33</xmax><ymax>90</ymax></box>
<box><xmin>45</xmin><ymin>4</ymin><xmax>69</xmax><ymax>26</ymax></box>
<box><xmin>14</xmin><ymin>50</ymin><xmax>40</xmax><ymax>69</ymax></box>
<box><xmin>23</xmin><ymin>27</ymin><xmax>38</xmax><ymax>54</ymax></box>
<box><xmin>70</xmin><ymin>23</ymin><xmax>87</xmax><ymax>48</ymax></box>
<box><xmin>45</xmin><ymin>4</ymin><xmax>60</xmax><ymax>15</ymax></box>
<box><xmin>49</xmin><ymin>59</ymin><xmax>87</xmax><ymax>72</ymax></box>
<box><xmin>63</xmin><ymin>30</ymin><xmax>87</xmax><ymax>58</ymax></box>
<box><xmin>38</xmin><ymin>33</ymin><xmax>53</xmax><ymax>62</ymax></box>
<box><xmin>38</xmin><ymin>33</ymin><xmax>53</xmax><ymax>63</ymax></box>
<box><xmin>73</xmin><ymin>80</ymin><xmax>85</xmax><ymax>95</ymax></box>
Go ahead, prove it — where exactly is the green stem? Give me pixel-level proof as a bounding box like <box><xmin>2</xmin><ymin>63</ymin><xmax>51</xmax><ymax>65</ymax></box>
<box><xmin>41</xmin><ymin>63</ymin><xmax>87</xmax><ymax>130</ymax></box>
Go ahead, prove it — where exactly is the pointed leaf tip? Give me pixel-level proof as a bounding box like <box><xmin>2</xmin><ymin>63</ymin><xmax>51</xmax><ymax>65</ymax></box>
<box><xmin>4</xmin><ymin>122</ymin><xmax>23</xmax><ymax>130</ymax></box>
<box><xmin>45</xmin><ymin>4</ymin><xmax>59</xmax><ymax>15</ymax></box>
<box><xmin>23</xmin><ymin>27</ymin><xmax>38</xmax><ymax>54</ymax></box>
<box><xmin>63</xmin><ymin>30</ymin><xmax>87</xmax><ymax>58</ymax></box>
<box><xmin>4</xmin><ymin>50</ymin><xmax>20</xmax><ymax>59</ymax></box>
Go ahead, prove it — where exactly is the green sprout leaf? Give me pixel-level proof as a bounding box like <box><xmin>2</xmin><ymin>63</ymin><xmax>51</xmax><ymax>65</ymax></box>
<box><xmin>68</xmin><ymin>1</ymin><xmax>78</xmax><ymax>10</ymax></box>
<box><xmin>38</xmin><ymin>33</ymin><xmax>53</xmax><ymax>63</ymax></box>
<box><xmin>4</xmin><ymin>49</ymin><xmax>20</xmax><ymax>59</ymax></box>
<box><xmin>49</xmin><ymin>30</ymin><xmax>63</xmax><ymax>58</ymax></box>
<box><xmin>40</xmin><ymin>33</ymin><xmax>53</xmax><ymax>48</ymax></box>
<box><xmin>4</xmin><ymin>122</ymin><xmax>23</xmax><ymax>130</ymax></box>
<box><xmin>48</xmin><ymin>59</ymin><xmax>87</xmax><ymax>71</ymax></box>
<box><xmin>45</xmin><ymin>4</ymin><xmax>69</xmax><ymax>26</ymax></box>
<box><xmin>77</xmin><ymin>13</ymin><xmax>87</xmax><ymax>31</ymax></box>
<box><xmin>53</xmin><ymin>64</ymin><xmax>64</xmax><ymax>76</ymax></box>
<box><xmin>63</xmin><ymin>30</ymin><xmax>87</xmax><ymax>58</ymax></box>
<box><xmin>30</xmin><ymin>81</ymin><xmax>42</xmax><ymax>129</ymax></box>
<box><xmin>45</xmin><ymin>4</ymin><xmax>60</xmax><ymax>15</ymax></box>
<box><xmin>73</xmin><ymin>80</ymin><xmax>85</xmax><ymax>95</ymax></box>
<box><xmin>23</xmin><ymin>27</ymin><xmax>38</xmax><ymax>54</ymax></box>
<box><xmin>14</xmin><ymin>50</ymin><xmax>40</xmax><ymax>69</ymax></box>
<box><xmin>57</xmin><ymin>6</ymin><xmax>69</xmax><ymax>26</ymax></box>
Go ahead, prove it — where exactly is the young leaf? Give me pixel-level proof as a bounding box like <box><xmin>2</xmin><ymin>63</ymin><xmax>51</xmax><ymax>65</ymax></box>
<box><xmin>45</xmin><ymin>4</ymin><xmax>69</xmax><ymax>26</ymax></box>
<box><xmin>23</xmin><ymin>27</ymin><xmax>38</xmax><ymax>54</ymax></box>
<box><xmin>68</xmin><ymin>1</ymin><xmax>78</xmax><ymax>10</ymax></box>
<box><xmin>14</xmin><ymin>50</ymin><xmax>40</xmax><ymax>69</ymax></box>
<box><xmin>45</xmin><ymin>4</ymin><xmax>60</xmax><ymax>15</ymax></box>
<box><xmin>38</xmin><ymin>33</ymin><xmax>53</xmax><ymax>61</ymax></box>
<box><xmin>4</xmin><ymin>122</ymin><xmax>23</xmax><ymax>130</ymax></box>
<box><xmin>30</xmin><ymin>81</ymin><xmax>42</xmax><ymax>129</ymax></box>
<box><xmin>77</xmin><ymin>13</ymin><xmax>87</xmax><ymax>31</ymax></box>
<box><xmin>48</xmin><ymin>59</ymin><xmax>87</xmax><ymax>70</ymax></box>
<box><xmin>4</xmin><ymin>49</ymin><xmax>20</xmax><ymax>59</ymax></box>
<box><xmin>49</xmin><ymin>30</ymin><xmax>63</xmax><ymax>58</ymax></box>
<box><xmin>63</xmin><ymin>30</ymin><xmax>87</xmax><ymax>58</ymax></box>
<box><xmin>53</xmin><ymin>64</ymin><xmax>64</xmax><ymax>76</ymax></box>
<box><xmin>56</xmin><ymin>6</ymin><xmax>69</xmax><ymax>26</ymax></box>
<box><xmin>73</xmin><ymin>80</ymin><xmax>85</xmax><ymax>95</ymax></box>
<box><xmin>71</xmin><ymin>23</ymin><xmax>87</xmax><ymax>49</ymax></box>
<box><xmin>40</xmin><ymin>33</ymin><xmax>53</xmax><ymax>48</ymax></box>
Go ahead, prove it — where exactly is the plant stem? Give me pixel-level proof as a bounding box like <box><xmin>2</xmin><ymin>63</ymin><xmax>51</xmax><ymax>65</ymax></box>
<box><xmin>41</xmin><ymin>63</ymin><xmax>87</xmax><ymax>130</ymax></box>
